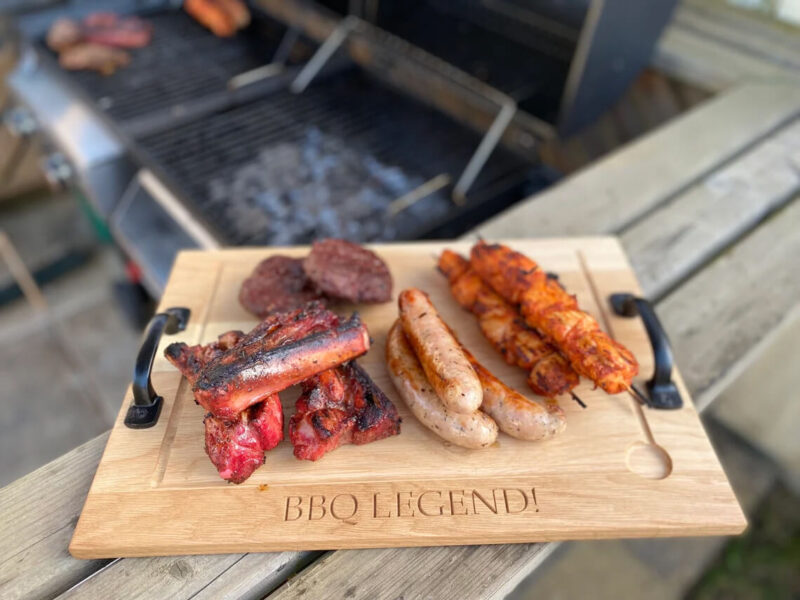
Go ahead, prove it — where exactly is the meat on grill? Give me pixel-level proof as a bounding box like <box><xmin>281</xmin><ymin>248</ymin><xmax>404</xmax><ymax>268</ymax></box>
<box><xmin>82</xmin><ymin>13</ymin><xmax>153</xmax><ymax>48</ymax></box>
<box><xmin>184</xmin><ymin>0</ymin><xmax>250</xmax><ymax>37</ymax></box>
<box><xmin>290</xmin><ymin>362</ymin><xmax>401</xmax><ymax>461</ymax></box>
<box><xmin>58</xmin><ymin>43</ymin><xmax>131</xmax><ymax>75</ymax></box>
<box><xmin>303</xmin><ymin>239</ymin><xmax>393</xmax><ymax>303</ymax></box>
<box><xmin>47</xmin><ymin>13</ymin><xmax>152</xmax><ymax>55</ymax></box>
<box><xmin>239</xmin><ymin>255</ymin><xmax>324</xmax><ymax>318</ymax></box>
<box><xmin>190</xmin><ymin>303</ymin><xmax>371</xmax><ymax>420</ymax></box>
<box><xmin>46</xmin><ymin>18</ymin><xmax>84</xmax><ymax>51</ymax></box>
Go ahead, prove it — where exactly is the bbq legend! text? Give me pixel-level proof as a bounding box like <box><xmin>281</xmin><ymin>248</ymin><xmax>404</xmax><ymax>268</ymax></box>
<box><xmin>283</xmin><ymin>487</ymin><xmax>539</xmax><ymax>522</ymax></box>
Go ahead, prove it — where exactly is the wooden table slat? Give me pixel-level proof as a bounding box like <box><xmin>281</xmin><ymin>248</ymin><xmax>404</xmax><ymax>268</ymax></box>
<box><xmin>657</xmin><ymin>195</ymin><xmax>800</xmax><ymax>408</ymax></box>
<box><xmin>622</xmin><ymin>118</ymin><xmax>800</xmax><ymax>299</ymax></box>
<box><xmin>55</xmin><ymin>552</ymin><xmax>316</xmax><ymax>600</ymax></box>
<box><xmin>266</xmin><ymin>543</ymin><xmax>557</xmax><ymax>600</ymax></box>
<box><xmin>477</xmin><ymin>83</ymin><xmax>800</xmax><ymax>239</ymax></box>
<box><xmin>0</xmin><ymin>433</ymin><xmax>110</xmax><ymax>600</ymax></box>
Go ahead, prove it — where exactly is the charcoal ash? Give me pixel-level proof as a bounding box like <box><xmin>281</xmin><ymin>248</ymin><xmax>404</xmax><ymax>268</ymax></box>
<box><xmin>204</xmin><ymin>127</ymin><xmax>453</xmax><ymax>245</ymax></box>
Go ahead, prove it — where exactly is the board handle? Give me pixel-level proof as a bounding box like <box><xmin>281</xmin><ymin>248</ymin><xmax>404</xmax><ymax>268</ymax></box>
<box><xmin>125</xmin><ymin>307</ymin><xmax>191</xmax><ymax>429</ymax></box>
<box><xmin>609</xmin><ymin>294</ymin><xmax>682</xmax><ymax>410</ymax></box>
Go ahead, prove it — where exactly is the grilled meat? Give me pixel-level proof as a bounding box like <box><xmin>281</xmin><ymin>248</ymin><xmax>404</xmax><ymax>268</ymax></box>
<box><xmin>58</xmin><ymin>43</ymin><xmax>131</xmax><ymax>75</ymax></box>
<box><xmin>438</xmin><ymin>250</ymin><xmax>579</xmax><ymax>397</ymax></box>
<box><xmin>216</xmin><ymin>0</ymin><xmax>251</xmax><ymax>28</ymax></box>
<box><xmin>165</xmin><ymin>329</ymin><xmax>282</xmax><ymax>484</ymax></box>
<box><xmin>303</xmin><ymin>239</ymin><xmax>393</xmax><ymax>303</ymax></box>
<box><xmin>46</xmin><ymin>18</ymin><xmax>83</xmax><ymax>51</ymax></box>
<box><xmin>290</xmin><ymin>362</ymin><xmax>401</xmax><ymax>461</ymax></box>
<box><xmin>164</xmin><ymin>301</ymin><xmax>392</xmax><ymax>476</ymax></box>
<box><xmin>470</xmin><ymin>242</ymin><xmax>638</xmax><ymax>394</ymax></box>
<box><xmin>164</xmin><ymin>329</ymin><xmax>244</xmax><ymax>383</ymax></box>
<box><xmin>47</xmin><ymin>12</ymin><xmax>151</xmax><ymax>57</ymax></box>
<box><xmin>239</xmin><ymin>256</ymin><xmax>324</xmax><ymax>318</ymax></box>
<box><xmin>192</xmin><ymin>305</ymin><xmax>370</xmax><ymax>420</ymax></box>
<box><xmin>184</xmin><ymin>0</ymin><xmax>240</xmax><ymax>37</ymax></box>
<box><xmin>204</xmin><ymin>395</ymin><xmax>283</xmax><ymax>484</ymax></box>
<box><xmin>82</xmin><ymin>13</ymin><xmax>152</xmax><ymax>48</ymax></box>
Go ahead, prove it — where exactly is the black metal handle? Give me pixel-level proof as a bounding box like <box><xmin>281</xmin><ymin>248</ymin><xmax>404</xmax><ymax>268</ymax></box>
<box><xmin>609</xmin><ymin>293</ymin><xmax>682</xmax><ymax>410</ymax></box>
<box><xmin>125</xmin><ymin>307</ymin><xmax>191</xmax><ymax>428</ymax></box>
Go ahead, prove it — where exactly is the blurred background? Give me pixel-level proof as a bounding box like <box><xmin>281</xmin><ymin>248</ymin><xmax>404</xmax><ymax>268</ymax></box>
<box><xmin>0</xmin><ymin>1</ymin><xmax>798</xmax><ymax>598</ymax></box>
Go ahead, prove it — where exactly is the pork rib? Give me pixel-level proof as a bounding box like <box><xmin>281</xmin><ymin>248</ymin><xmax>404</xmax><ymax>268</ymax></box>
<box><xmin>193</xmin><ymin>311</ymin><xmax>370</xmax><ymax>420</ymax></box>
<box><xmin>204</xmin><ymin>395</ymin><xmax>283</xmax><ymax>484</ymax></box>
<box><xmin>165</xmin><ymin>330</ymin><xmax>283</xmax><ymax>484</ymax></box>
<box><xmin>290</xmin><ymin>362</ymin><xmax>401</xmax><ymax>461</ymax></box>
<box><xmin>164</xmin><ymin>330</ymin><xmax>244</xmax><ymax>384</ymax></box>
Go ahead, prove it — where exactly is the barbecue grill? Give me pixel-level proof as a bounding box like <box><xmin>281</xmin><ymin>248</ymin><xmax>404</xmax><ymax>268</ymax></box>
<box><xmin>134</xmin><ymin>68</ymin><xmax>538</xmax><ymax>246</ymax></box>
<box><xmin>45</xmin><ymin>10</ymin><xmax>308</xmax><ymax>137</ymax></box>
<box><xmin>284</xmin><ymin>0</ymin><xmax>679</xmax><ymax>135</ymax></box>
<box><xmin>2</xmin><ymin>0</ymin><xmax>675</xmax><ymax>297</ymax></box>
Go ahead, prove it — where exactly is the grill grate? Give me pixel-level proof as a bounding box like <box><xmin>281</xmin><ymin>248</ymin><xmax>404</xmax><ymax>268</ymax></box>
<box><xmin>138</xmin><ymin>69</ymin><xmax>536</xmax><ymax>245</ymax></box>
<box><xmin>45</xmin><ymin>11</ymin><xmax>299</xmax><ymax>130</ymax></box>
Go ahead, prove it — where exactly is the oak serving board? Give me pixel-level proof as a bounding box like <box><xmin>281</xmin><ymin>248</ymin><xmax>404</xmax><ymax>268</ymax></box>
<box><xmin>70</xmin><ymin>238</ymin><xmax>746</xmax><ymax>558</ymax></box>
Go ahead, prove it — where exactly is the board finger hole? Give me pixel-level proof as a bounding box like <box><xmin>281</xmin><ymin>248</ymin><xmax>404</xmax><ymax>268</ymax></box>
<box><xmin>625</xmin><ymin>441</ymin><xmax>673</xmax><ymax>480</ymax></box>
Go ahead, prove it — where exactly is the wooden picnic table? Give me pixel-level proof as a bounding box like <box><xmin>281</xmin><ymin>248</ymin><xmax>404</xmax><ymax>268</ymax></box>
<box><xmin>2</xmin><ymin>81</ymin><xmax>799</xmax><ymax>600</ymax></box>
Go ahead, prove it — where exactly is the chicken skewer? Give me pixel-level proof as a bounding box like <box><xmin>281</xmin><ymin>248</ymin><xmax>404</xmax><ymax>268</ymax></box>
<box><xmin>470</xmin><ymin>241</ymin><xmax>639</xmax><ymax>395</ymax></box>
<box><xmin>438</xmin><ymin>250</ymin><xmax>579</xmax><ymax>398</ymax></box>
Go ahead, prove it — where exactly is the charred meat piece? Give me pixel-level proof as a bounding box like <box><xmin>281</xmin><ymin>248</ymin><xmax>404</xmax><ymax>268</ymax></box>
<box><xmin>58</xmin><ymin>43</ymin><xmax>131</xmax><ymax>75</ymax></box>
<box><xmin>192</xmin><ymin>304</ymin><xmax>371</xmax><ymax>420</ymax></box>
<box><xmin>165</xmin><ymin>330</ymin><xmax>244</xmax><ymax>384</ymax></box>
<box><xmin>204</xmin><ymin>394</ymin><xmax>283</xmax><ymax>484</ymax></box>
<box><xmin>166</xmin><ymin>330</ymin><xmax>283</xmax><ymax>484</ymax></box>
<box><xmin>290</xmin><ymin>362</ymin><xmax>401</xmax><ymax>461</ymax></box>
<box><xmin>165</xmin><ymin>301</ymin><xmax>339</xmax><ymax>412</ymax></box>
<box><xmin>303</xmin><ymin>239</ymin><xmax>392</xmax><ymax>303</ymax></box>
<box><xmin>239</xmin><ymin>256</ymin><xmax>324</xmax><ymax>318</ymax></box>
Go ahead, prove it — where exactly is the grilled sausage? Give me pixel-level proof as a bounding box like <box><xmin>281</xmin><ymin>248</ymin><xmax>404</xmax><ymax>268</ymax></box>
<box><xmin>216</xmin><ymin>0</ymin><xmax>251</xmax><ymax>28</ymax></box>
<box><xmin>398</xmin><ymin>288</ymin><xmax>483</xmax><ymax>414</ymax></box>
<box><xmin>460</xmin><ymin>344</ymin><xmax>566</xmax><ymax>441</ymax></box>
<box><xmin>184</xmin><ymin>0</ymin><xmax>237</xmax><ymax>37</ymax></box>
<box><xmin>386</xmin><ymin>321</ymin><xmax>498</xmax><ymax>449</ymax></box>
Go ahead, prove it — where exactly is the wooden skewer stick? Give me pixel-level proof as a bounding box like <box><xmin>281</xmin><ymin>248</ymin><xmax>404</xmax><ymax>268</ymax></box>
<box><xmin>570</xmin><ymin>392</ymin><xmax>587</xmax><ymax>409</ymax></box>
<box><xmin>626</xmin><ymin>384</ymin><xmax>649</xmax><ymax>406</ymax></box>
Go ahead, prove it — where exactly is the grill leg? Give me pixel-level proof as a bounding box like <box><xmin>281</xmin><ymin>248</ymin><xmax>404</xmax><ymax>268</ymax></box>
<box><xmin>290</xmin><ymin>16</ymin><xmax>358</xmax><ymax>93</ymax></box>
<box><xmin>452</xmin><ymin>101</ymin><xmax>517</xmax><ymax>205</ymax></box>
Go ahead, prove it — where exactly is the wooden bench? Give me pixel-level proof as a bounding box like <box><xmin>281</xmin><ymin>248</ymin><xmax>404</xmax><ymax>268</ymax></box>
<box><xmin>2</xmin><ymin>81</ymin><xmax>799</xmax><ymax>600</ymax></box>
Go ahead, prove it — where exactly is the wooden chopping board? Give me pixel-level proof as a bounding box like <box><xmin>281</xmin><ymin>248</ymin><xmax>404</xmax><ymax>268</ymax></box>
<box><xmin>70</xmin><ymin>238</ymin><xmax>746</xmax><ymax>558</ymax></box>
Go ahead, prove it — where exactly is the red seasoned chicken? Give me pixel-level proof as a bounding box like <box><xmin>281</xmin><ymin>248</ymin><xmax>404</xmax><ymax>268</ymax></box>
<box><xmin>290</xmin><ymin>362</ymin><xmax>401</xmax><ymax>461</ymax></box>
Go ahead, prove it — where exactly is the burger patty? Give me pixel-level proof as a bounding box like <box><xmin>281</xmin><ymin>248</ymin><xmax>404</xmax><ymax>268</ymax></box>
<box><xmin>239</xmin><ymin>255</ymin><xmax>323</xmax><ymax>318</ymax></box>
<box><xmin>303</xmin><ymin>239</ymin><xmax>392</xmax><ymax>304</ymax></box>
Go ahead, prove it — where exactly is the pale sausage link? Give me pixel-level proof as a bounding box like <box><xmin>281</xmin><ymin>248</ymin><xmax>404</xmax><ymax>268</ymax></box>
<box><xmin>386</xmin><ymin>320</ymin><xmax>498</xmax><ymax>449</ymax></box>
<box><xmin>398</xmin><ymin>288</ymin><xmax>483</xmax><ymax>414</ymax></box>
